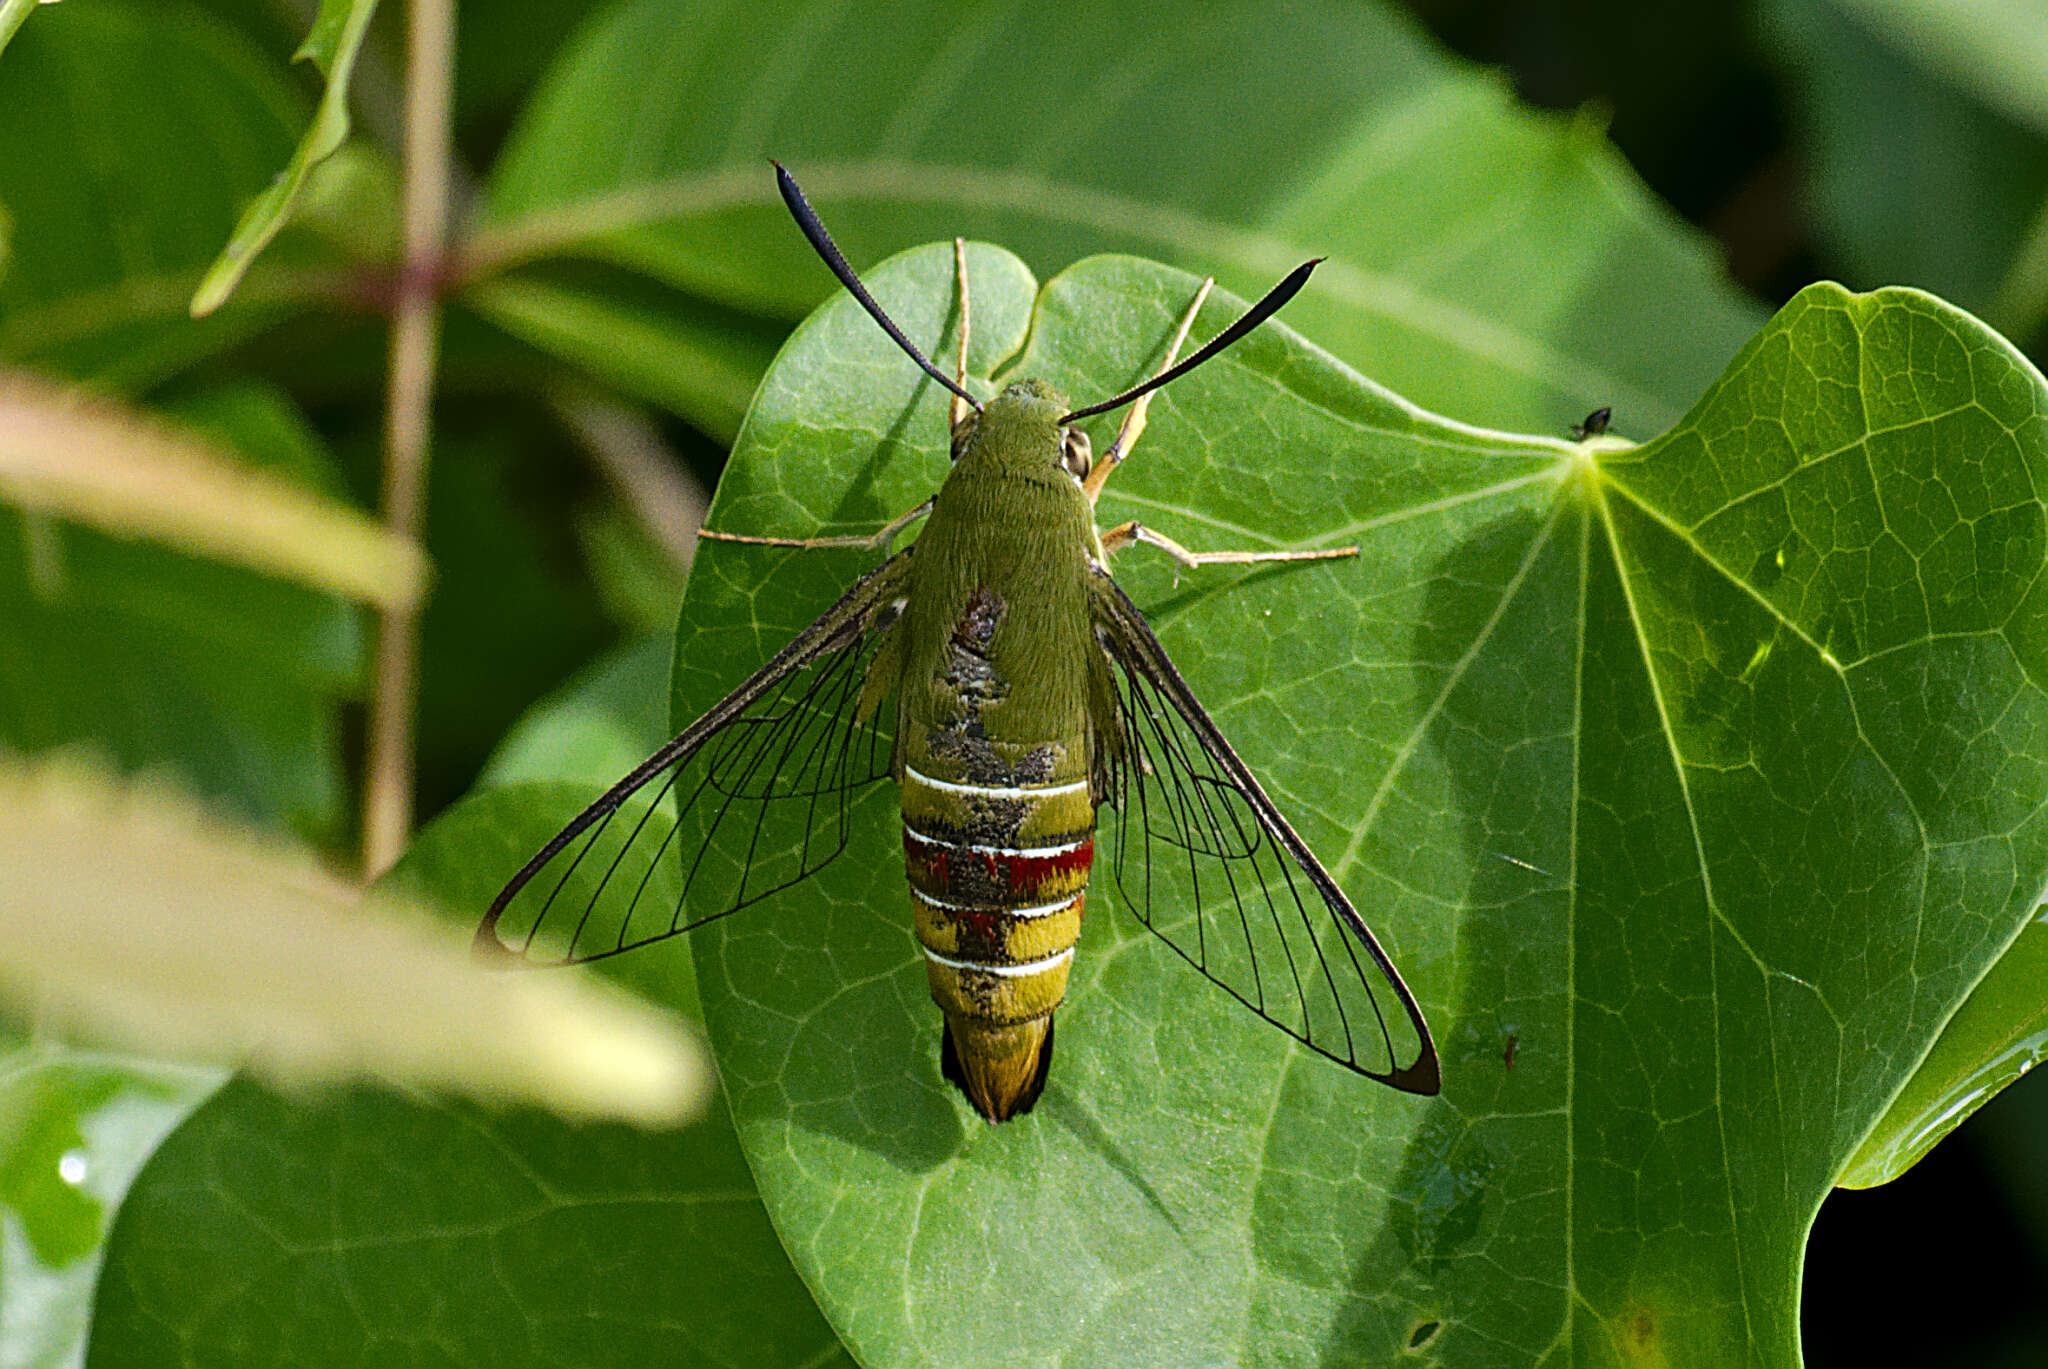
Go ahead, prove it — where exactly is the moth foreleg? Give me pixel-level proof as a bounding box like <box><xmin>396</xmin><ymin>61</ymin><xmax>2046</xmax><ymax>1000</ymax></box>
<box><xmin>1083</xmin><ymin>278</ymin><xmax>1215</xmax><ymax>505</ymax></box>
<box><xmin>949</xmin><ymin>237</ymin><xmax>974</xmax><ymax>433</ymax></box>
<box><xmin>1098</xmin><ymin>519</ymin><xmax>1357</xmax><ymax>569</ymax></box>
<box><xmin>699</xmin><ymin>497</ymin><xmax>934</xmax><ymax>551</ymax></box>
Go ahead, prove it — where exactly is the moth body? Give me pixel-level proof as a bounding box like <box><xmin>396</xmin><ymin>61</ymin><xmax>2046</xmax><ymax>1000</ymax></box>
<box><xmin>475</xmin><ymin>165</ymin><xmax>1440</xmax><ymax>1128</ymax></box>
<box><xmin>882</xmin><ymin>381</ymin><xmax>1107</xmax><ymax>1119</ymax></box>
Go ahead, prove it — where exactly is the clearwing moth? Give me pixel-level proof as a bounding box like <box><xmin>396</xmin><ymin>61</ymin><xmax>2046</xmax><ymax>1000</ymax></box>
<box><xmin>477</xmin><ymin>163</ymin><xmax>1440</xmax><ymax>1121</ymax></box>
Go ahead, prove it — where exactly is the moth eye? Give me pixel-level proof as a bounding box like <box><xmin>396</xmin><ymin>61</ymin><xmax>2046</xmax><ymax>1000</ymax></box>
<box><xmin>949</xmin><ymin>411</ymin><xmax>979</xmax><ymax>462</ymax></box>
<box><xmin>1061</xmin><ymin>429</ymin><xmax>1093</xmax><ymax>481</ymax></box>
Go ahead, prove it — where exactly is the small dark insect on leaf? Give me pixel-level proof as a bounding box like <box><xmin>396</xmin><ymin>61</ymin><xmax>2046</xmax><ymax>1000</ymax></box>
<box><xmin>1570</xmin><ymin>406</ymin><xmax>1612</xmax><ymax>440</ymax></box>
<box><xmin>1503</xmin><ymin>1034</ymin><xmax>1518</xmax><ymax>1069</ymax></box>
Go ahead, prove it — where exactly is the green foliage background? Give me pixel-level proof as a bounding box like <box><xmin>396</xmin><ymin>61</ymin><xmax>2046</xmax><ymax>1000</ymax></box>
<box><xmin>3</xmin><ymin>0</ymin><xmax>2048</xmax><ymax>1366</ymax></box>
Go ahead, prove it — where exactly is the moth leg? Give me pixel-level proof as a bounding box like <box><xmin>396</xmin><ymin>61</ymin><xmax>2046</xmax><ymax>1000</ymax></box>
<box><xmin>950</xmin><ymin>237</ymin><xmax>974</xmax><ymax>432</ymax></box>
<box><xmin>699</xmin><ymin>497</ymin><xmax>933</xmax><ymax>550</ymax></box>
<box><xmin>1099</xmin><ymin>519</ymin><xmax>1356</xmax><ymax>568</ymax></box>
<box><xmin>1083</xmin><ymin>278</ymin><xmax>1215</xmax><ymax>506</ymax></box>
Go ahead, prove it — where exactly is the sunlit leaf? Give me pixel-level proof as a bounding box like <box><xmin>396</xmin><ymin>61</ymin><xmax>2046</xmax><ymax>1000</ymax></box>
<box><xmin>653</xmin><ymin>248</ymin><xmax>2048</xmax><ymax>1366</ymax></box>
<box><xmin>1841</xmin><ymin>907</ymin><xmax>2048</xmax><ymax>1187</ymax></box>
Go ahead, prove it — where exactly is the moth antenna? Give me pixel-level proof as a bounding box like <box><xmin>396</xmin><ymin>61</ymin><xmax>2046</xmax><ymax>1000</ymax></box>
<box><xmin>1060</xmin><ymin>259</ymin><xmax>1322</xmax><ymax>423</ymax></box>
<box><xmin>772</xmin><ymin>160</ymin><xmax>982</xmax><ymax>412</ymax></box>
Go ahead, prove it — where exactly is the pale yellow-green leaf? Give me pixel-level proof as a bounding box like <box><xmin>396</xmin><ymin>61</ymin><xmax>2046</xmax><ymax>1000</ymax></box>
<box><xmin>0</xmin><ymin>756</ymin><xmax>706</xmax><ymax>1126</ymax></box>
<box><xmin>0</xmin><ymin>0</ymin><xmax>40</xmax><ymax>63</ymax></box>
<box><xmin>0</xmin><ymin>369</ymin><xmax>425</xmax><ymax>609</ymax></box>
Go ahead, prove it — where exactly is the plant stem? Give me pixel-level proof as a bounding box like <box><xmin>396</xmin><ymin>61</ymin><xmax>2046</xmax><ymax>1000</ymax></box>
<box><xmin>363</xmin><ymin>0</ymin><xmax>454</xmax><ymax>880</ymax></box>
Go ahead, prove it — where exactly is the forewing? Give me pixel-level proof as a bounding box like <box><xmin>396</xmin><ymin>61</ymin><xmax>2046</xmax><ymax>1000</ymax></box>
<box><xmin>477</xmin><ymin>551</ymin><xmax>911</xmax><ymax>965</ymax></box>
<box><xmin>1089</xmin><ymin>569</ymin><xmax>1439</xmax><ymax>1093</ymax></box>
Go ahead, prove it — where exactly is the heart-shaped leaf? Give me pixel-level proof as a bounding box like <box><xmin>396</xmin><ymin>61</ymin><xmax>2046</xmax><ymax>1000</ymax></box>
<box><xmin>672</xmin><ymin>245</ymin><xmax>2048</xmax><ymax>1365</ymax></box>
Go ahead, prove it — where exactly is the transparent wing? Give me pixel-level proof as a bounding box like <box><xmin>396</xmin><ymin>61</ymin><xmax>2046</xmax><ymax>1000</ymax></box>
<box><xmin>476</xmin><ymin>551</ymin><xmax>911</xmax><ymax>965</ymax></box>
<box><xmin>1089</xmin><ymin>570</ymin><xmax>1439</xmax><ymax>1093</ymax></box>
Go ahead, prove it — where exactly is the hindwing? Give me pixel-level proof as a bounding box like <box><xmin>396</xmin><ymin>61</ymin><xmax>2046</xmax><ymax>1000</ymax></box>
<box><xmin>1087</xmin><ymin>568</ymin><xmax>1439</xmax><ymax>1093</ymax></box>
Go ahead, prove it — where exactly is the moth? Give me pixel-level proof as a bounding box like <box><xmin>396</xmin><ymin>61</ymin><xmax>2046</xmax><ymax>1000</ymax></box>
<box><xmin>477</xmin><ymin>164</ymin><xmax>1440</xmax><ymax>1121</ymax></box>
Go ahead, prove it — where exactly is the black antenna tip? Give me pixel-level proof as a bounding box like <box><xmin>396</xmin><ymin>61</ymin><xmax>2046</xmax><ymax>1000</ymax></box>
<box><xmin>772</xmin><ymin>161</ymin><xmax>982</xmax><ymax>413</ymax></box>
<box><xmin>1060</xmin><ymin>257</ymin><xmax>1323</xmax><ymax>424</ymax></box>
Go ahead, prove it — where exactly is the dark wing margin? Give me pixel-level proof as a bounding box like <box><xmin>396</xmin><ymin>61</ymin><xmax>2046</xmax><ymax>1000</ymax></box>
<box><xmin>1087</xmin><ymin>568</ymin><xmax>1440</xmax><ymax>1094</ymax></box>
<box><xmin>476</xmin><ymin>549</ymin><xmax>913</xmax><ymax>966</ymax></box>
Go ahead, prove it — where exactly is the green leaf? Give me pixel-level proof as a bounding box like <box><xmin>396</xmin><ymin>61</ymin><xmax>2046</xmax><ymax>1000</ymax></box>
<box><xmin>463</xmin><ymin>270</ymin><xmax>782</xmax><ymax>445</ymax></box>
<box><xmin>1840</xmin><ymin>906</ymin><xmax>2048</xmax><ymax>1187</ymax></box>
<box><xmin>665</xmin><ymin>247</ymin><xmax>2048</xmax><ymax>1365</ymax></box>
<box><xmin>190</xmin><ymin>0</ymin><xmax>381</xmax><ymax>317</ymax></box>
<box><xmin>475</xmin><ymin>0</ymin><xmax>1760</xmax><ymax>438</ymax></box>
<box><xmin>0</xmin><ymin>1045</ymin><xmax>222</xmax><ymax>1369</ymax></box>
<box><xmin>0</xmin><ymin>1</ymin><xmax>331</xmax><ymax>386</ymax></box>
<box><xmin>0</xmin><ymin>0</ymin><xmax>38</xmax><ymax>62</ymax></box>
<box><xmin>85</xmin><ymin>783</ymin><xmax>851</xmax><ymax>1369</ymax></box>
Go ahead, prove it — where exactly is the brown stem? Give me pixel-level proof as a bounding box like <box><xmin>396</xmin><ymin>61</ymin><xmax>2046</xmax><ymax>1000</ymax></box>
<box><xmin>363</xmin><ymin>0</ymin><xmax>454</xmax><ymax>880</ymax></box>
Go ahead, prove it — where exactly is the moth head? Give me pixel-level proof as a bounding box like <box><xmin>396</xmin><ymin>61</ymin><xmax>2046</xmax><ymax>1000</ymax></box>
<box><xmin>771</xmin><ymin>160</ymin><xmax>1318</xmax><ymax>467</ymax></box>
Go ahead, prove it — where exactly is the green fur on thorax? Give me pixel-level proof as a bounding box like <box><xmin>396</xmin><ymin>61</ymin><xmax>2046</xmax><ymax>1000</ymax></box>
<box><xmin>894</xmin><ymin>382</ymin><xmax>1111</xmax><ymax>781</ymax></box>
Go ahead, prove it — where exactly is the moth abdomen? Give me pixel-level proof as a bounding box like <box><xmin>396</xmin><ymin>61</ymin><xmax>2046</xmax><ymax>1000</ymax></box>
<box><xmin>901</xmin><ymin>763</ymin><xmax>1094</xmax><ymax>1120</ymax></box>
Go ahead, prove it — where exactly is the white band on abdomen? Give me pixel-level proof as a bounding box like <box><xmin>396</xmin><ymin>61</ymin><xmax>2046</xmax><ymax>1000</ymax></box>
<box><xmin>901</xmin><ymin>821</ymin><xmax>1090</xmax><ymax>859</ymax></box>
<box><xmin>920</xmin><ymin>945</ymin><xmax>1076</xmax><ymax>977</ymax></box>
<box><xmin>910</xmin><ymin>887</ymin><xmax>1077</xmax><ymax>920</ymax></box>
<box><xmin>903</xmin><ymin>765</ymin><xmax>1090</xmax><ymax>801</ymax></box>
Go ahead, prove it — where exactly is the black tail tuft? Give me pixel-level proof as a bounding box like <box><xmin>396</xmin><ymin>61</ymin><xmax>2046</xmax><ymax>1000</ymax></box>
<box><xmin>939</xmin><ymin>1019</ymin><xmax>1057</xmax><ymax>1120</ymax></box>
<box><xmin>940</xmin><ymin>1020</ymin><xmax>968</xmax><ymax>1093</ymax></box>
<box><xmin>1015</xmin><ymin>1017</ymin><xmax>1054</xmax><ymax>1115</ymax></box>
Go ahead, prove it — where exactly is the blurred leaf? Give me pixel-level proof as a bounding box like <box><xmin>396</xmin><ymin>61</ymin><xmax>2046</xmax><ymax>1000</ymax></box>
<box><xmin>453</xmin><ymin>0</ymin><xmax>609</xmax><ymax>130</ymax></box>
<box><xmin>87</xmin><ymin>784</ymin><xmax>851</xmax><ymax>1369</ymax></box>
<box><xmin>473</xmin><ymin>0</ymin><xmax>1761</xmax><ymax>439</ymax></box>
<box><xmin>0</xmin><ymin>1</ymin><xmax>338</xmax><ymax>387</ymax></box>
<box><xmin>412</xmin><ymin>422</ymin><xmax>615</xmax><ymax>812</ymax></box>
<box><xmin>1832</xmin><ymin>0</ymin><xmax>2048</xmax><ymax>137</ymax></box>
<box><xmin>191</xmin><ymin>0</ymin><xmax>382</xmax><ymax>317</ymax></box>
<box><xmin>575</xmin><ymin>499</ymin><xmax>689</xmax><ymax>634</ymax></box>
<box><xmin>1841</xmin><ymin>908</ymin><xmax>2048</xmax><ymax>1188</ymax></box>
<box><xmin>0</xmin><ymin>0</ymin><xmax>36</xmax><ymax>62</ymax></box>
<box><xmin>0</xmin><ymin>1045</ymin><xmax>222</xmax><ymax>1369</ymax></box>
<box><xmin>0</xmin><ymin>377</ymin><xmax>367</xmax><ymax>833</ymax></box>
<box><xmin>1763</xmin><ymin>0</ymin><xmax>2048</xmax><ymax>326</ymax></box>
<box><xmin>0</xmin><ymin>369</ymin><xmax>424</xmax><ymax>609</ymax></box>
<box><xmin>478</xmin><ymin>630</ymin><xmax>675</xmax><ymax>791</ymax></box>
<box><xmin>0</xmin><ymin>756</ymin><xmax>703</xmax><ymax>1123</ymax></box>
<box><xmin>463</xmin><ymin>270</ymin><xmax>780</xmax><ymax>444</ymax></box>
<box><xmin>647</xmin><ymin>247</ymin><xmax>2048</xmax><ymax>1365</ymax></box>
